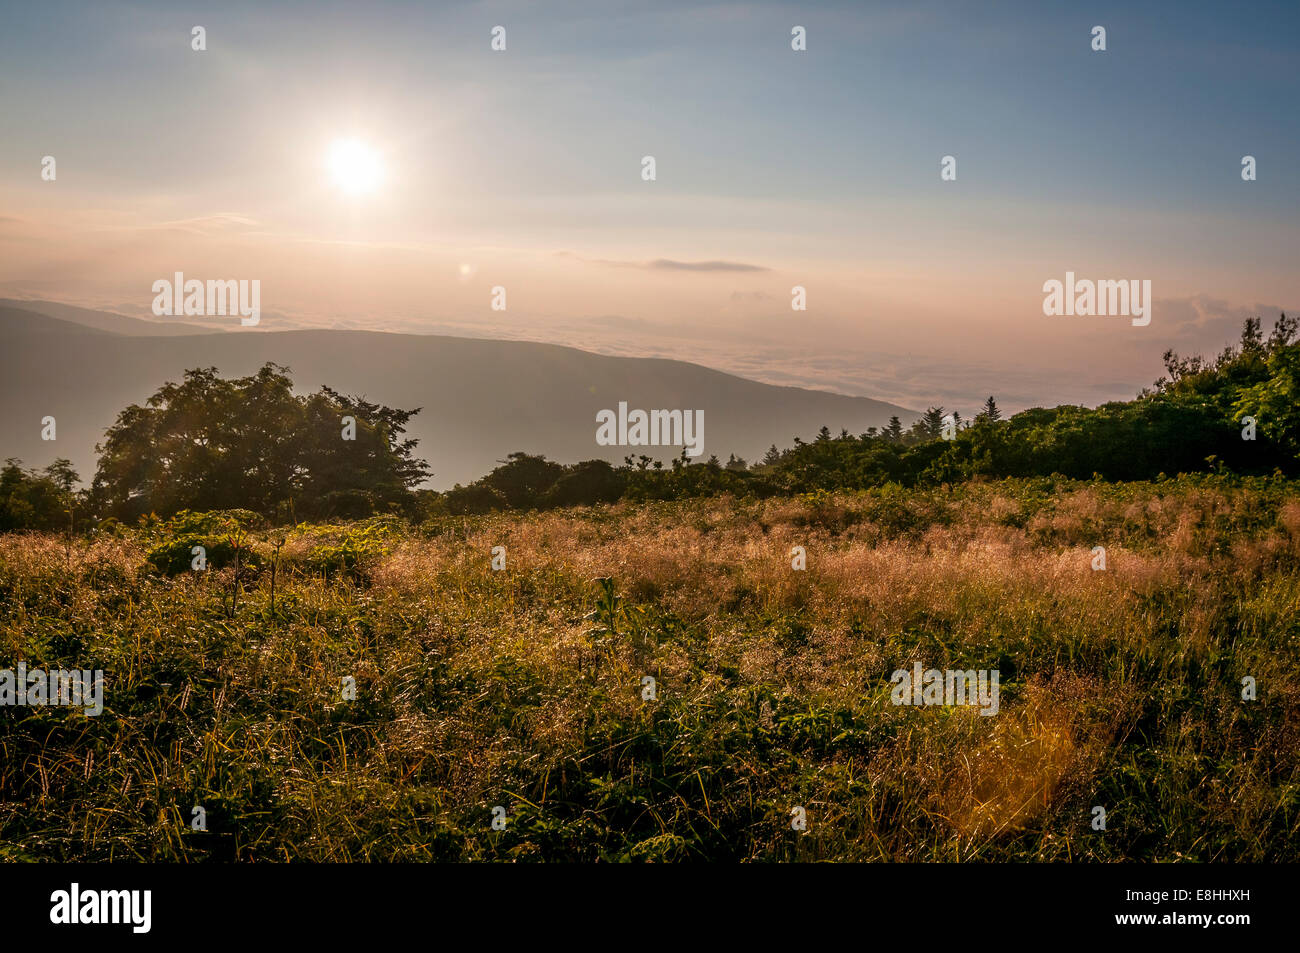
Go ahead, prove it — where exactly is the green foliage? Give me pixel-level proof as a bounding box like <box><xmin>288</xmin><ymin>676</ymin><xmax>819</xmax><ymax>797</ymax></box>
<box><xmin>142</xmin><ymin>510</ymin><xmax>266</xmax><ymax>575</ymax></box>
<box><xmin>157</xmin><ymin>508</ymin><xmax>263</xmax><ymax>538</ymax></box>
<box><xmin>1232</xmin><ymin>342</ymin><xmax>1300</xmax><ymax>465</ymax></box>
<box><xmin>541</xmin><ymin>459</ymin><xmax>625</xmax><ymax>508</ymax></box>
<box><xmin>89</xmin><ymin>363</ymin><xmax>429</xmax><ymax>522</ymax></box>
<box><xmin>6</xmin><ymin>317</ymin><xmax>1294</xmax><ymax>533</ymax></box>
<box><xmin>481</xmin><ymin>453</ymin><xmax>565</xmax><ymax>508</ymax></box>
<box><xmin>300</xmin><ymin>516</ymin><xmax>402</xmax><ymax>579</ymax></box>
<box><xmin>585</xmin><ymin>576</ymin><xmax>622</xmax><ymax>641</ymax></box>
<box><xmin>444</xmin><ymin>482</ymin><xmax>508</xmax><ymax>515</ymax></box>
<box><xmin>0</xmin><ymin>477</ymin><xmax>1297</xmax><ymax>861</ymax></box>
<box><xmin>145</xmin><ymin>537</ymin><xmax>242</xmax><ymax>575</ymax></box>
<box><xmin>422</xmin><ymin>315</ymin><xmax>1299</xmax><ymax>515</ymax></box>
<box><xmin>0</xmin><ymin>458</ymin><xmax>79</xmax><ymax>532</ymax></box>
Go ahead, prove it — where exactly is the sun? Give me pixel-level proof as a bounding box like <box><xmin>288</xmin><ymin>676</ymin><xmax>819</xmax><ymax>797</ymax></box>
<box><xmin>327</xmin><ymin>138</ymin><xmax>383</xmax><ymax>195</ymax></box>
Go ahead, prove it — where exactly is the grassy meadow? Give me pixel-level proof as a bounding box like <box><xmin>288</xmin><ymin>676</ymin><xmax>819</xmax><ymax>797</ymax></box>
<box><xmin>2</xmin><ymin>475</ymin><xmax>1298</xmax><ymax>861</ymax></box>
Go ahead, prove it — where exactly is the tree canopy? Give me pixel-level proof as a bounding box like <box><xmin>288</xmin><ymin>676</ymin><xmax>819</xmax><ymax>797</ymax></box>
<box><xmin>89</xmin><ymin>363</ymin><xmax>429</xmax><ymax>520</ymax></box>
<box><xmin>0</xmin><ymin>458</ymin><xmax>79</xmax><ymax>532</ymax></box>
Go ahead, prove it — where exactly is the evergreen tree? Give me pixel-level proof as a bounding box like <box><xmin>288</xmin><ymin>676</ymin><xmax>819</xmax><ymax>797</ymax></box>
<box><xmin>920</xmin><ymin>406</ymin><xmax>945</xmax><ymax>439</ymax></box>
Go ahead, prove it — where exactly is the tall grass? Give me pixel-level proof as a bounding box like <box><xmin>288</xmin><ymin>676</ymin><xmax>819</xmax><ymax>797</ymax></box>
<box><xmin>1</xmin><ymin>476</ymin><xmax>1297</xmax><ymax>861</ymax></box>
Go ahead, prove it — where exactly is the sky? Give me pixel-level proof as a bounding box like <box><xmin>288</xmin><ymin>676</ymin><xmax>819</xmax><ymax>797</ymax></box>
<box><xmin>1</xmin><ymin>0</ymin><xmax>1297</xmax><ymax>414</ymax></box>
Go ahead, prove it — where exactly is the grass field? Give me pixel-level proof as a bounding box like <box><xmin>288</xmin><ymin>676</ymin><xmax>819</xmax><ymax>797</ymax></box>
<box><xmin>2</xmin><ymin>476</ymin><xmax>1298</xmax><ymax>861</ymax></box>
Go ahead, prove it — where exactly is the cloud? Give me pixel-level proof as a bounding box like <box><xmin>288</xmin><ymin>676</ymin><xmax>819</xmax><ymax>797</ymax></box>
<box><xmin>134</xmin><ymin>214</ymin><xmax>263</xmax><ymax>236</ymax></box>
<box><xmin>578</xmin><ymin>314</ymin><xmax>658</xmax><ymax>330</ymax></box>
<box><xmin>556</xmin><ymin>251</ymin><xmax>769</xmax><ymax>272</ymax></box>
<box><xmin>645</xmin><ymin>258</ymin><xmax>769</xmax><ymax>272</ymax></box>
<box><xmin>1156</xmin><ymin>294</ymin><xmax>1296</xmax><ymax>345</ymax></box>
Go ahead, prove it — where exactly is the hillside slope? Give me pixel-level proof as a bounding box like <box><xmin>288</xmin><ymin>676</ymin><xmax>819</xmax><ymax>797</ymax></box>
<box><xmin>0</xmin><ymin>307</ymin><xmax>915</xmax><ymax>489</ymax></box>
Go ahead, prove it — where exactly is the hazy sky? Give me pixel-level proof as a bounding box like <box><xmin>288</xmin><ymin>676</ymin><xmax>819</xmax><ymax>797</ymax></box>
<box><xmin>1</xmin><ymin>0</ymin><xmax>1297</xmax><ymax>413</ymax></box>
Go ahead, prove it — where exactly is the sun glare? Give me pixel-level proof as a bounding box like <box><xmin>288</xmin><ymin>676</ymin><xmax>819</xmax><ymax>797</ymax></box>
<box><xmin>327</xmin><ymin>138</ymin><xmax>383</xmax><ymax>195</ymax></box>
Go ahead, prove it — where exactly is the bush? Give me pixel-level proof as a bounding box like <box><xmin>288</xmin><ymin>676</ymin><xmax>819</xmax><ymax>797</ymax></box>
<box><xmin>444</xmin><ymin>483</ymin><xmax>507</xmax><ymax>515</ymax></box>
<box><xmin>145</xmin><ymin>536</ymin><xmax>256</xmax><ymax>576</ymax></box>
<box><xmin>301</xmin><ymin>517</ymin><xmax>402</xmax><ymax>579</ymax></box>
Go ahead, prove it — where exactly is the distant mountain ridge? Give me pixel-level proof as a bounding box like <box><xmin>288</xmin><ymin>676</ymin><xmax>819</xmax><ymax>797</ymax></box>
<box><xmin>0</xmin><ymin>301</ymin><xmax>917</xmax><ymax>490</ymax></box>
<box><xmin>1</xmin><ymin>305</ymin><xmax>117</xmax><ymax>336</ymax></box>
<box><xmin>0</xmin><ymin>298</ymin><xmax>216</xmax><ymax>336</ymax></box>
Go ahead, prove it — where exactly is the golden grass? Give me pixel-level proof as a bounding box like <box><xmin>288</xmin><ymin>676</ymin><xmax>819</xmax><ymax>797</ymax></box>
<box><xmin>1</xmin><ymin>478</ymin><xmax>1298</xmax><ymax>860</ymax></box>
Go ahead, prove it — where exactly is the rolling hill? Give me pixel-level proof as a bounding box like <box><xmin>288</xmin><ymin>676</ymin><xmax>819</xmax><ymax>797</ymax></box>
<box><xmin>0</xmin><ymin>298</ymin><xmax>214</xmax><ymax>336</ymax></box>
<box><xmin>0</xmin><ymin>302</ymin><xmax>916</xmax><ymax>490</ymax></box>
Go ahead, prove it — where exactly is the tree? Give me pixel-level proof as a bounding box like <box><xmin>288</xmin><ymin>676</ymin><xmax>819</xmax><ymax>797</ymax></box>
<box><xmin>0</xmin><ymin>459</ymin><xmax>79</xmax><ymax>532</ymax></box>
<box><xmin>1267</xmin><ymin>312</ymin><xmax>1297</xmax><ymax>351</ymax></box>
<box><xmin>1240</xmin><ymin>316</ymin><xmax>1264</xmax><ymax>354</ymax></box>
<box><xmin>444</xmin><ymin>482</ymin><xmax>507</xmax><ymax>515</ymax></box>
<box><xmin>91</xmin><ymin>363</ymin><xmax>429</xmax><ymax>520</ymax></box>
<box><xmin>44</xmin><ymin>459</ymin><xmax>79</xmax><ymax>493</ymax></box>
<box><xmin>541</xmin><ymin>459</ymin><xmax>626</xmax><ymax>507</ymax></box>
<box><xmin>884</xmin><ymin>416</ymin><xmax>903</xmax><ymax>443</ymax></box>
<box><xmin>976</xmin><ymin>396</ymin><xmax>1001</xmax><ymax>423</ymax></box>
<box><xmin>481</xmin><ymin>452</ymin><xmax>564</xmax><ymax>509</ymax></box>
<box><xmin>1232</xmin><ymin>343</ymin><xmax>1300</xmax><ymax>465</ymax></box>
<box><xmin>918</xmin><ymin>407</ymin><xmax>946</xmax><ymax>440</ymax></box>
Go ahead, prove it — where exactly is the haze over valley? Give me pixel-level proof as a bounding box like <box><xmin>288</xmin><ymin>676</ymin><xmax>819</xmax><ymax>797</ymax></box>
<box><xmin>0</xmin><ymin>300</ymin><xmax>914</xmax><ymax>489</ymax></box>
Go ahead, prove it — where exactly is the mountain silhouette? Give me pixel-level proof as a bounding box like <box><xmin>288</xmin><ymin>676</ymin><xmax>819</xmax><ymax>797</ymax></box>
<box><xmin>0</xmin><ymin>301</ymin><xmax>917</xmax><ymax>490</ymax></box>
<box><xmin>0</xmin><ymin>298</ymin><xmax>214</xmax><ymax>335</ymax></box>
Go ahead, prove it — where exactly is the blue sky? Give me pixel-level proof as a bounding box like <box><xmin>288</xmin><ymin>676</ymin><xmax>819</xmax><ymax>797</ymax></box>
<box><xmin>1</xmin><ymin>0</ymin><xmax>1297</xmax><ymax>411</ymax></box>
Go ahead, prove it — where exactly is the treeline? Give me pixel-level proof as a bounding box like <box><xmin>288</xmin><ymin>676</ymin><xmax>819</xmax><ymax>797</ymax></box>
<box><xmin>1</xmin><ymin>315</ymin><xmax>1296</xmax><ymax>530</ymax></box>
<box><xmin>438</xmin><ymin>314</ymin><xmax>1298</xmax><ymax>512</ymax></box>
<box><xmin>441</xmin><ymin>314</ymin><xmax>1294</xmax><ymax>509</ymax></box>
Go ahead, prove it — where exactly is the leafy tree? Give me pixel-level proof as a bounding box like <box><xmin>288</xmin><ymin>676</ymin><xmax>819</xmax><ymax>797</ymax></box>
<box><xmin>1232</xmin><ymin>344</ymin><xmax>1300</xmax><ymax>464</ymax></box>
<box><xmin>1267</xmin><ymin>312</ymin><xmax>1297</xmax><ymax>351</ymax></box>
<box><xmin>91</xmin><ymin>363</ymin><xmax>429</xmax><ymax>520</ymax></box>
<box><xmin>444</xmin><ymin>482</ymin><xmax>507</xmax><ymax>515</ymax></box>
<box><xmin>481</xmin><ymin>452</ymin><xmax>565</xmax><ymax>509</ymax></box>
<box><xmin>541</xmin><ymin>460</ymin><xmax>626</xmax><ymax>507</ymax></box>
<box><xmin>0</xmin><ymin>458</ymin><xmax>79</xmax><ymax>532</ymax></box>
